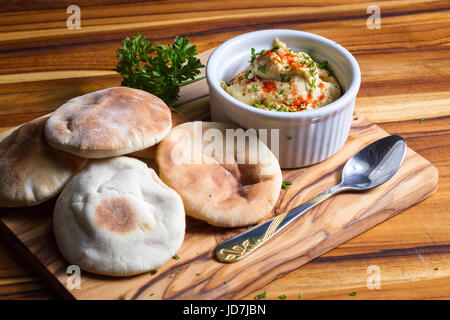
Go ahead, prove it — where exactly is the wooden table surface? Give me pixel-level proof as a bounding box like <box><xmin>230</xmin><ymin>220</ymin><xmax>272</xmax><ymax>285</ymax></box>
<box><xmin>0</xmin><ymin>0</ymin><xmax>449</xmax><ymax>300</ymax></box>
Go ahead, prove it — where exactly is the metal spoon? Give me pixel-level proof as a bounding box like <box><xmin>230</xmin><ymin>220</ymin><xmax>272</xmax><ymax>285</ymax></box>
<box><xmin>215</xmin><ymin>135</ymin><xmax>407</xmax><ymax>263</ymax></box>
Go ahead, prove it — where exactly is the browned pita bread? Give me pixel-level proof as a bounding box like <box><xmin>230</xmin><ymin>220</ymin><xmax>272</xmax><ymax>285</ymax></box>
<box><xmin>44</xmin><ymin>87</ymin><xmax>172</xmax><ymax>158</ymax></box>
<box><xmin>53</xmin><ymin>156</ymin><xmax>185</xmax><ymax>276</ymax></box>
<box><xmin>0</xmin><ymin>117</ymin><xmax>87</xmax><ymax>207</ymax></box>
<box><xmin>131</xmin><ymin>108</ymin><xmax>189</xmax><ymax>160</ymax></box>
<box><xmin>156</xmin><ymin>121</ymin><xmax>282</xmax><ymax>227</ymax></box>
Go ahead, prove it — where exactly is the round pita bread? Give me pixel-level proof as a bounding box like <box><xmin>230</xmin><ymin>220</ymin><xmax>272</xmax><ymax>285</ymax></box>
<box><xmin>44</xmin><ymin>87</ymin><xmax>172</xmax><ymax>158</ymax></box>
<box><xmin>156</xmin><ymin>122</ymin><xmax>282</xmax><ymax>227</ymax></box>
<box><xmin>53</xmin><ymin>156</ymin><xmax>185</xmax><ymax>276</ymax></box>
<box><xmin>131</xmin><ymin>108</ymin><xmax>189</xmax><ymax>160</ymax></box>
<box><xmin>0</xmin><ymin>117</ymin><xmax>87</xmax><ymax>207</ymax></box>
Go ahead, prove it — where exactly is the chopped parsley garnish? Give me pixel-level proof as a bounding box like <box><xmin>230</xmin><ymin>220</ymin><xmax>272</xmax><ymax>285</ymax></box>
<box><xmin>280</xmin><ymin>89</ymin><xmax>285</xmax><ymax>95</ymax></box>
<box><xmin>285</xmin><ymin>101</ymin><xmax>293</xmax><ymax>106</ymax></box>
<box><xmin>252</xmin><ymin>83</ymin><xmax>259</xmax><ymax>92</ymax></box>
<box><xmin>250</xmin><ymin>48</ymin><xmax>256</xmax><ymax>63</ymax></box>
<box><xmin>242</xmin><ymin>92</ymin><xmax>246</xmax><ymax>96</ymax></box>
<box><xmin>318</xmin><ymin>60</ymin><xmax>328</xmax><ymax>69</ymax></box>
<box><xmin>271</xmin><ymin>45</ymin><xmax>280</xmax><ymax>52</ymax></box>
<box><xmin>223</xmin><ymin>281</ymin><xmax>228</xmax><ymax>285</ymax></box>
<box><xmin>282</xmin><ymin>181</ymin><xmax>292</xmax><ymax>189</ymax></box>
<box><xmin>258</xmin><ymin>65</ymin><xmax>268</xmax><ymax>74</ymax></box>
<box><xmin>252</xmin><ymin>102</ymin><xmax>262</xmax><ymax>108</ymax></box>
<box><xmin>434</xmin><ymin>267</ymin><xmax>439</xmax><ymax>270</ymax></box>
<box><xmin>151</xmin><ymin>269</ymin><xmax>158</xmax><ymax>275</ymax></box>
<box><xmin>244</xmin><ymin>70</ymin><xmax>251</xmax><ymax>79</ymax></box>
<box><xmin>348</xmin><ymin>292</ymin><xmax>357</xmax><ymax>296</ymax></box>
<box><xmin>299</xmin><ymin>293</ymin><xmax>303</xmax><ymax>299</ymax></box>
<box><xmin>279</xmin><ymin>294</ymin><xmax>287</xmax><ymax>300</ymax></box>
<box><xmin>311</xmin><ymin>78</ymin><xmax>316</xmax><ymax>88</ymax></box>
<box><xmin>250</xmin><ymin>48</ymin><xmax>266</xmax><ymax>63</ymax></box>
<box><xmin>419</xmin><ymin>118</ymin><xmax>425</xmax><ymax>124</ymax></box>
<box><xmin>284</xmin><ymin>65</ymin><xmax>290</xmax><ymax>70</ymax></box>
<box><xmin>196</xmin><ymin>273</ymin><xmax>201</xmax><ymax>276</ymax></box>
<box><xmin>280</xmin><ymin>74</ymin><xmax>291</xmax><ymax>82</ymax></box>
<box><xmin>173</xmin><ymin>254</ymin><xmax>180</xmax><ymax>260</ymax></box>
<box><xmin>254</xmin><ymin>290</ymin><xmax>267</xmax><ymax>300</ymax></box>
<box><xmin>317</xmin><ymin>59</ymin><xmax>334</xmax><ymax>76</ymax></box>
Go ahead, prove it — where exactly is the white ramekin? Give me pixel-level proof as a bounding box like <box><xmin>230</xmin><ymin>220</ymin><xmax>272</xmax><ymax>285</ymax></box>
<box><xmin>206</xmin><ymin>29</ymin><xmax>361</xmax><ymax>168</ymax></box>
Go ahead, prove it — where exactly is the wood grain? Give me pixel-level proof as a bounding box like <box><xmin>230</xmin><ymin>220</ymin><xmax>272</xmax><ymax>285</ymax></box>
<box><xmin>0</xmin><ymin>0</ymin><xmax>449</xmax><ymax>300</ymax></box>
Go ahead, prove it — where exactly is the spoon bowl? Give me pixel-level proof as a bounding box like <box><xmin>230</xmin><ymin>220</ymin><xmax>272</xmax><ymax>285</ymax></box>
<box><xmin>341</xmin><ymin>135</ymin><xmax>407</xmax><ymax>190</ymax></box>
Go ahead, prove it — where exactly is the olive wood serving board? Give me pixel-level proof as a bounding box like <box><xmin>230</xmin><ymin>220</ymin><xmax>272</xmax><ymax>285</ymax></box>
<box><xmin>0</xmin><ymin>50</ymin><xmax>438</xmax><ymax>300</ymax></box>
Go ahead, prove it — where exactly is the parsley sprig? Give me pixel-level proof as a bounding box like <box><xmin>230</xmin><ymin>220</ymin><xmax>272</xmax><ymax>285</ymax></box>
<box><xmin>114</xmin><ymin>33</ymin><xmax>205</xmax><ymax>106</ymax></box>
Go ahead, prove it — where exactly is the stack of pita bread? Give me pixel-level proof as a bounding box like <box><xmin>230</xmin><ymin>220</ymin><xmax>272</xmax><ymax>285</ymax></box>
<box><xmin>0</xmin><ymin>86</ymin><xmax>282</xmax><ymax>276</ymax></box>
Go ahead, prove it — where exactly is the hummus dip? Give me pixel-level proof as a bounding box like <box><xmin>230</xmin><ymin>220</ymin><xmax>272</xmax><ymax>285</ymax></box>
<box><xmin>221</xmin><ymin>39</ymin><xmax>342</xmax><ymax>112</ymax></box>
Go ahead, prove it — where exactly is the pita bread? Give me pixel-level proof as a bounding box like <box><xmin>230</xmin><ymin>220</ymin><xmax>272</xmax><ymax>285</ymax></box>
<box><xmin>53</xmin><ymin>156</ymin><xmax>185</xmax><ymax>276</ymax></box>
<box><xmin>156</xmin><ymin>122</ymin><xmax>282</xmax><ymax>227</ymax></box>
<box><xmin>44</xmin><ymin>87</ymin><xmax>172</xmax><ymax>158</ymax></box>
<box><xmin>131</xmin><ymin>108</ymin><xmax>189</xmax><ymax>160</ymax></box>
<box><xmin>0</xmin><ymin>117</ymin><xmax>87</xmax><ymax>207</ymax></box>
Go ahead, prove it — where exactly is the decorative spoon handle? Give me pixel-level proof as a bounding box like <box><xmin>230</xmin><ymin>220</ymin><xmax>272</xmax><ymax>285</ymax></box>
<box><xmin>215</xmin><ymin>184</ymin><xmax>344</xmax><ymax>263</ymax></box>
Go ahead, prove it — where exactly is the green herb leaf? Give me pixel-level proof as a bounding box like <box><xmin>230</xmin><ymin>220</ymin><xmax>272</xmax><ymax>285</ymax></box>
<box><xmin>150</xmin><ymin>269</ymin><xmax>158</xmax><ymax>275</ymax></box>
<box><xmin>252</xmin><ymin>83</ymin><xmax>259</xmax><ymax>92</ymax></box>
<box><xmin>258</xmin><ymin>65</ymin><xmax>268</xmax><ymax>74</ymax></box>
<box><xmin>280</xmin><ymin>74</ymin><xmax>292</xmax><ymax>83</ymax></box>
<box><xmin>434</xmin><ymin>267</ymin><xmax>439</xmax><ymax>270</ymax></box>
<box><xmin>419</xmin><ymin>118</ymin><xmax>425</xmax><ymax>124</ymax></box>
<box><xmin>114</xmin><ymin>33</ymin><xmax>205</xmax><ymax>106</ymax></box>
<box><xmin>282</xmin><ymin>181</ymin><xmax>292</xmax><ymax>189</ymax></box>
<box><xmin>299</xmin><ymin>293</ymin><xmax>303</xmax><ymax>299</ymax></box>
<box><xmin>279</xmin><ymin>294</ymin><xmax>286</xmax><ymax>300</ymax></box>
<box><xmin>254</xmin><ymin>290</ymin><xmax>267</xmax><ymax>300</ymax></box>
<box><xmin>250</xmin><ymin>48</ymin><xmax>256</xmax><ymax>63</ymax></box>
<box><xmin>349</xmin><ymin>292</ymin><xmax>357</xmax><ymax>296</ymax></box>
<box><xmin>196</xmin><ymin>273</ymin><xmax>201</xmax><ymax>276</ymax></box>
<box><xmin>318</xmin><ymin>60</ymin><xmax>328</xmax><ymax>69</ymax></box>
<box><xmin>173</xmin><ymin>254</ymin><xmax>180</xmax><ymax>260</ymax></box>
<box><xmin>244</xmin><ymin>70</ymin><xmax>251</xmax><ymax>79</ymax></box>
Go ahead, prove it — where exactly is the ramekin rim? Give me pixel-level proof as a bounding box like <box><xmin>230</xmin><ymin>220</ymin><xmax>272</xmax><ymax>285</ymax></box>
<box><xmin>206</xmin><ymin>29</ymin><xmax>361</xmax><ymax>120</ymax></box>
